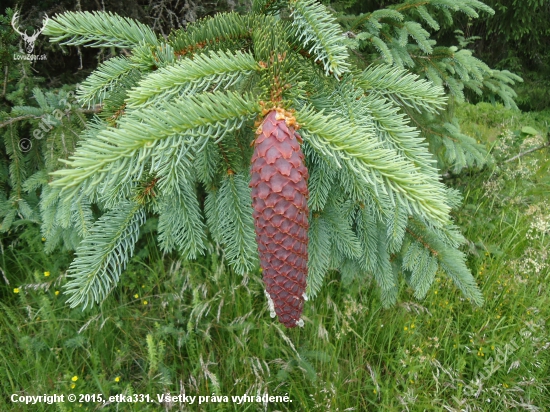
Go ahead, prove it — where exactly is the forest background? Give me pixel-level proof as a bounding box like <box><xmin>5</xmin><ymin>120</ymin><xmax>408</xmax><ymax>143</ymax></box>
<box><xmin>0</xmin><ymin>0</ymin><xmax>549</xmax><ymax>410</ymax></box>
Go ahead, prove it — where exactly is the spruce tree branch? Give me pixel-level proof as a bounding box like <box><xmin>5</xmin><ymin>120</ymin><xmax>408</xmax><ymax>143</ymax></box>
<box><xmin>350</xmin><ymin>13</ymin><xmax>375</xmax><ymax>31</ymax></box>
<box><xmin>34</xmin><ymin>5</ymin><xmax>504</xmax><ymax>313</ymax></box>
<box><xmin>126</xmin><ymin>50</ymin><xmax>260</xmax><ymax>108</ymax></box>
<box><xmin>64</xmin><ymin>201</ymin><xmax>145</xmax><ymax>308</ymax></box>
<box><xmin>50</xmin><ymin>91</ymin><xmax>260</xmax><ymax>196</ymax></box>
<box><xmin>296</xmin><ymin>106</ymin><xmax>451</xmax><ymax>224</ymax></box>
<box><xmin>407</xmin><ymin>217</ymin><xmax>483</xmax><ymax>305</ymax></box>
<box><xmin>77</xmin><ymin>56</ymin><xmax>135</xmax><ymax>107</ymax></box>
<box><xmin>401</xmin><ymin>106</ymin><xmax>459</xmax><ymax>143</ymax></box>
<box><xmin>357</xmin><ymin>64</ymin><xmax>446</xmax><ymax>114</ymax></box>
<box><xmin>289</xmin><ymin>0</ymin><xmax>350</xmax><ymax>77</ymax></box>
<box><xmin>406</xmin><ymin>226</ymin><xmax>438</xmax><ymax>256</ymax></box>
<box><xmin>350</xmin><ymin>8</ymin><xmax>403</xmax><ymax>31</ymax></box>
<box><xmin>168</xmin><ymin>12</ymin><xmax>255</xmax><ymax>56</ymax></box>
<box><xmin>217</xmin><ymin>173</ymin><xmax>257</xmax><ymax>274</ymax></box>
<box><xmin>44</xmin><ymin>11</ymin><xmax>159</xmax><ymax>48</ymax></box>
<box><xmin>395</xmin><ymin>2</ymin><xmax>430</xmax><ymax>13</ymax></box>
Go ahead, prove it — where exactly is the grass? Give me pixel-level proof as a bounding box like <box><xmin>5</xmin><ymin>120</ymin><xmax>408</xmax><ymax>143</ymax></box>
<box><xmin>1</xmin><ymin>103</ymin><xmax>549</xmax><ymax>411</ymax></box>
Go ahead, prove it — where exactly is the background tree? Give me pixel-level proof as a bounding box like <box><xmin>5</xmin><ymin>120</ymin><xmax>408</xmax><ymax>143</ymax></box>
<box><xmin>327</xmin><ymin>0</ymin><xmax>550</xmax><ymax>111</ymax></box>
<box><xmin>455</xmin><ymin>0</ymin><xmax>550</xmax><ymax>111</ymax></box>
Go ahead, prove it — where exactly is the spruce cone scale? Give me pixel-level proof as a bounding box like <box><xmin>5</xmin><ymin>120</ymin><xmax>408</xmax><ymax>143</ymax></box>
<box><xmin>250</xmin><ymin>108</ymin><xmax>309</xmax><ymax>328</ymax></box>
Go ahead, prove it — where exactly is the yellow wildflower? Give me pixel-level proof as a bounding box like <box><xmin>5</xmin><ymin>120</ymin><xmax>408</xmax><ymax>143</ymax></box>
<box><xmin>70</xmin><ymin>383</ymin><xmax>76</xmax><ymax>389</ymax></box>
<box><xmin>134</xmin><ymin>294</ymin><xmax>139</xmax><ymax>299</ymax></box>
<box><xmin>71</xmin><ymin>376</ymin><xmax>78</xmax><ymax>382</ymax></box>
<box><xmin>55</xmin><ymin>291</ymin><xmax>60</xmax><ymax>296</ymax></box>
<box><xmin>44</xmin><ymin>271</ymin><xmax>50</xmax><ymax>277</ymax></box>
<box><xmin>13</xmin><ymin>288</ymin><xmax>20</xmax><ymax>294</ymax></box>
<box><xmin>114</xmin><ymin>376</ymin><xmax>120</xmax><ymax>382</ymax></box>
<box><xmin>143</xmin><ymin>300</ymin><xmax>148</xmax><ymax>305</ymax></box>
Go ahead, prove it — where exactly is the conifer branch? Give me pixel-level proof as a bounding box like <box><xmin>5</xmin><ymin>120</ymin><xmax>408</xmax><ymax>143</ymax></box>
<box><xmin>64</xmin><ymin>201</ymin><xmax>145</xmax><ymax>309</ymax></box>
<box><xmin>33</xmin><ymin>3</ymin><xmax>502</xmax><ymax>316</ymax></box>
<box><xmin>289</xmin><ymin>0</ymin><xmax>350</xmax><ymax>77</ymax></box>
<box><xmin>126</xmin><ymin>50</ymin><xmax>261</xmax><ymax>108</ymax></box>
<box><xmin>50</xmin><ymin>91</ymin><xmax>261</xmax><ymax>196</ymax></box>
<box><xmin>296</xmin><ymin>106</ymin><xmax>451</xmax><ymax>224</ymax></box>
<box><xmin>306</xmin><ymin>213</ymin><xmax>331</xmax><ymax>299</ymax></box>
<box><xmin>168</xmin><ymin>13</ymin><xmax>255</xmax><ymax>56</ymax></box>
<box><xmin>374</xmin><ymin>220</ymin><xmax>399</xmax><ymax>307</ymax></box>
<box><xmin>44</xmin><ymin>11</ymin><xmax>159</xmax><ymax>48</ymax></box>
<box><xmin>357</xmin><ymin>64</ymin><xmax>447</xmax><ymax>114</ymax></box>
<box><xmin>0</xmin><ymin>114</ymin><xmax>41</xmax><ymax>128</ymax></box>
<box><xmin>157</xmin><ymin>181</ymin><xmax>207</xmax><ymax>259</ymax></box>
<box><xmin>70</xmin><ymin>197</ymin><xmax>93</xmax><ymax>238</ymax></box>
<box><xmin>77</xmin><ymin>57</ymin><xmax>136</xmax><ymax>107</ymax></box>
<box><xmin>355</xmin><ymin>204</ymin><xmax>379</xmax><ymax>273</ymax></box>
<box><xmin>407</xmin><ymin>218</ymin><xmax>483</xmax><ymax>305</ymax></box>
<box><xmin>216</xmin><ymin>173</ymin><xmax>258</xmax><ymax>274</ymax></box>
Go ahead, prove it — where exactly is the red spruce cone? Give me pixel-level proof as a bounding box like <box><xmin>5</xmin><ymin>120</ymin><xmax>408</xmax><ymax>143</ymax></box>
<box><xmin>250</xmin><ymin>108</ymin><xmax>309</xmax><ymax>328</ymax></box>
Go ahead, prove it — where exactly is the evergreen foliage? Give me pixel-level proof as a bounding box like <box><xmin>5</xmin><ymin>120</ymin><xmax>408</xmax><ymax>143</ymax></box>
<box><xmin>333</xmin><ymin>0</ymin><xmax>522</xmax><ymax>170</ymax></box>
<box><xmin>30</xmin><ymin>0</ymin><xmax>520</xmax><ymax>316</ymax></box>
<box><xmin>0</xmin><ymin>86</ymin><xmax>89</xmax><ymax>238</ymax></box>
<box><xmin>64</xmin><ymin>201</ymin><xmax>145</xmax><ymax>309</ymax></box>
<box><xmin>45</xmin><ymin>11</ymin><xmax>159</xmax><ymax>48</ymax></box>
<box><xmin>455</xmin><ymin>0</ymin><xmax>550</xmax><ymax>110</ymax></box>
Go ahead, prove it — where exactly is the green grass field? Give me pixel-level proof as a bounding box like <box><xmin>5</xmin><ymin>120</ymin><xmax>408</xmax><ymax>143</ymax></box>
<box><xmin>1</xmin><ymin>103</ymin><xmax>549</xmax><ymax>411</ymax></box>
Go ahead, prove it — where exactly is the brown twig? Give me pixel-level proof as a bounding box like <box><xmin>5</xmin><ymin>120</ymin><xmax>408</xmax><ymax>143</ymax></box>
<box><xmin>504</xmin><ymin>140</ymin><xmax>550</xmax><ymax>163</ymax></box>
<box><xmin>2</xmin><ymin>65</ymin><xmax>8</xmax><ymax>98</ymax></box>
<box><xmin>0</xmin><ymin>106</ymin><xmax>102</xmax><ymax>129</ymax></box>
<box><xmin>405</xmin><ymin>227</ymin><xmax>438</xmax><ymax>257</ymax></box>
<box><xmin>0</xmin><ymin>114</ymin><xmax>40</xmax><ymax>128</ymax></box>
<box><xmin>441</xmin><ymin>135</ymin><xmax>550</xmax><ymax>179</ymax></box>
